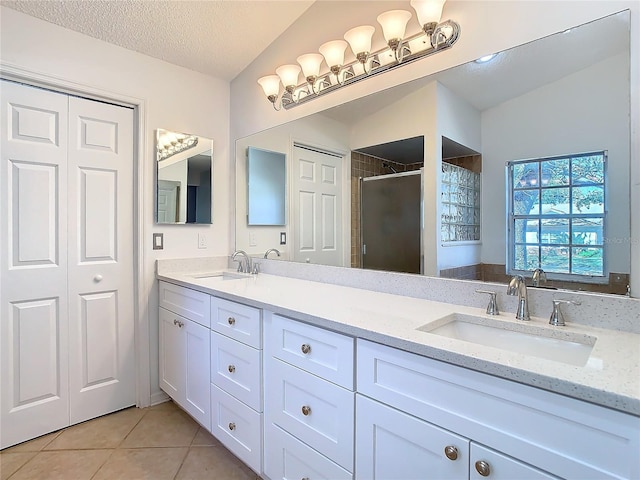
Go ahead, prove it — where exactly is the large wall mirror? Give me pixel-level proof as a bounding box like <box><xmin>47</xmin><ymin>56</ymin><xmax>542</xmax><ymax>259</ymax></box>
<box><xmin>156</xmin><ymin>129</ymin><xmax>213</xmax><ymax>224</ymax></box>
<box><xmin>235</xmin><ymin>11</ymin><xmax>631</xmax><ymax>295</ymax></box>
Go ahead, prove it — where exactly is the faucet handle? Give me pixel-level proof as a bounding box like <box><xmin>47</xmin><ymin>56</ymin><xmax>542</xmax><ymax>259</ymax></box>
<box><xmin>549</xmin><ymin>299</ymin><xmax>581</xmax><ymax>326</ymax></box>
<box><xmin>475</xmin><ymin>290</ymin><xmax>500</xmax><ymax>315</ymax></box>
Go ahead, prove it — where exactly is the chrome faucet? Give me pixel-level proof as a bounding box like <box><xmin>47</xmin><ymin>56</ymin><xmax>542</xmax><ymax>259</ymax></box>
<box><xmin>532</xmin><ymin>268</ymin><xmax>547</xmax><ymax>287</ymax></box>
<box><xmin>231</xmin><ymin>250</ymin><xmax>251</xmax><ymax>273</ymax></box>
<box><xmin>264</xmin><ymin>248</ymin><xmax>281</xmax><ymax>259</ymax></box>
<box><xmin>506</xmin><ymin>275</ymin><xmax>530</xmax><ymax>321</ymax></box>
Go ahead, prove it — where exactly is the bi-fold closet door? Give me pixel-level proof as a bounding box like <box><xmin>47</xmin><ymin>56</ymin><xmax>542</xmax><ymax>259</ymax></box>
<box><xmin>0</xmin><ymin>80</ymin><xmax>136</xmax><ymax>449</ymax></box>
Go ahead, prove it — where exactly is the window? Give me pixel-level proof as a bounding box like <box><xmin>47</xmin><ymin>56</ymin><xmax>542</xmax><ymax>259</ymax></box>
<box><xmin>507</xmin><ymin>152</ymin><xmax>606</xmax><ymax>279</ymax></box>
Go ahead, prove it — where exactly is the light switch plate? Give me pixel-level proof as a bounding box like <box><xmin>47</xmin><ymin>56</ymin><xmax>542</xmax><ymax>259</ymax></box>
<box><xmin>153</xmin><ymin>233</ymin><xmax>163</xmax><ymax>250</ymax></box>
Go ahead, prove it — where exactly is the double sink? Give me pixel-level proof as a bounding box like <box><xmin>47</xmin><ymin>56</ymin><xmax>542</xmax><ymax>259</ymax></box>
<box><xmin>189</xmin><ymin>271</ymin><xmax>597</xmax><ymax>368</ymax></box>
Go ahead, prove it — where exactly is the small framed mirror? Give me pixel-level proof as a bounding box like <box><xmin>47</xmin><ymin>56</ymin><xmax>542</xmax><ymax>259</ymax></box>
<box><xmin>156</xmin><ymin>129</ymin><xmax>213</xmax><ymax>224</ymax></box>
<box><xmin>247</xmin><ymin>146</ymin><xmax>286</xmax><ymax>225</ymax></box>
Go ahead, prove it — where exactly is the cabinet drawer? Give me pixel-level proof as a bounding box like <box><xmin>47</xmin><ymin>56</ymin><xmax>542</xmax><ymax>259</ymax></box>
<box><xmin>211</xmin><ymin>297</ymin><xmax>261</xmax><ymax>348</ymax></box>
<box><xmin>357</xmin><ymin>339</ymin><xmax>640</xmax><ymax>480</ymax></box>
<box><xmin>267</xmin><ymin>358</ymin><xmax>354</xmax><ymax>471</ymax></box>
<box><xmin>210</xmin><ymin>331</ymin><xmax>262</xmax><ymax>411</ymax></box>
<box><xmin>264</xmin><ymin>422</ymin><xmax>352</xmax><ymax>480</ymax></box>
<box><xmin>210</xmin><ymin>384</ymin><xmax>261</xmax><ymax>474</ymax></box>
<box><xmin>470</xmin><ymin>443</ymin><xmax>558</xmax><ymax>480</ymax></box>
<box><xmin>269</xmin><ymin>314</ymin><xmax>354</xmax><ymax>389</ymax></box>
<box><xmin>159</xmin><ymin>281</ymin><xmax>210</xmax><ymax>328</ymax></box>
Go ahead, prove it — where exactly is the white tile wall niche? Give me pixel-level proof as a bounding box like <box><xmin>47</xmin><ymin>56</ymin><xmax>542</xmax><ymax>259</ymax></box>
<box><xmin>157</xmin><ymin>257</ymin><xmax>639</xmax><ymax>334</ymax></box>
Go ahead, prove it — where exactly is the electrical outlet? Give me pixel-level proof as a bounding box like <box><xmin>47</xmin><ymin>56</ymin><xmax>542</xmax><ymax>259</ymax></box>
<box><xmin>249</xmin><ymin>232</ymin><xmax>257</xmax><ymax>247</ymax></box>
<box><xmin>198</xmin><ymin>233</ymin><xmax>207</xmax><ymax>249</ymax></box>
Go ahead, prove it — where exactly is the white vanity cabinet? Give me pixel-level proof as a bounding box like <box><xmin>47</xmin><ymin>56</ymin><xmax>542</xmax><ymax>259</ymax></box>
<box><xmin>357</xmin><ymin>339</ymin><xmax>640</xmax><ymax>480</ymax></box>
<box><xmin>264</xmin><ymin>313</ymin><xmax>355</xmax><ymax>480</ymax></box>
<box><xmin>158</xmin><ymin>281</ymin><xmax>210</xmax><ymax>428</ymax></box>
<box><xmin>210</xmin><ymin>296</ymin><xmax>263</xmax><ymax>474</ymax></box>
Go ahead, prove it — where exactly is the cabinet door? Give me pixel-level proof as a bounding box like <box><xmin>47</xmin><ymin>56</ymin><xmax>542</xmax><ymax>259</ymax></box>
<box><xmin>159</xmin><ymin>307</ymin><xmax>184</xmax><ymax>401</ymax></box>
<box><xmin>184</xmin><ymin>319</ymin><xmax>210</xmax><ymax>427</ymax></box>
<box><xmin>356</xmin><ymin>395</ymin><xmax>469</xmax><ymax>480</ymax></box>
<box><xmin>470</xmin><ymin>444</ymin><xmax>559</xmax><ymax>480</ymax></box>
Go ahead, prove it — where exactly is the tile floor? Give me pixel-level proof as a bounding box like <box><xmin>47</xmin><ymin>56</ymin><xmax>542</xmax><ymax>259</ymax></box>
<box><xmin>1</xmin><ymin>400</ymin><xmax>261</xmax><ymax>480</ymax></box>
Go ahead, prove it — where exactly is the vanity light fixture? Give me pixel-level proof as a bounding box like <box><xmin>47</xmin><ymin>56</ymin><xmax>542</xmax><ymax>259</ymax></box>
<box><xmin>157</xmin><ymin>131</ymin><xmax>199</xmax><ymax>161</ymax></box>
<box><xmin>257</xmin><ymin>0</ymin><xmax>460</xmax><ymax>111</ymax></box>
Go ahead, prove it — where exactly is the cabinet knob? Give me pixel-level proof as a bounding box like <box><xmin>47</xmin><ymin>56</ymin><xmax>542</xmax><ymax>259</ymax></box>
<box><xmin>228</xmin><ymin>317</ymin><xmax>236</xmax><ymax>325</ymax></box>
<box><xmin>475</xmin><ymin>460</ymin><xmax>491</xmax><ymax>477</ymax></box>
<box><xmin>301</xmin><ymin>405</ymin><xmax>311</xmax><ymax>416</ymax></box>
<box><xmin>228</xmin><ymin>422</ymin><xmax>236</xmax><ymax>431</ymax></box>
<box><xmin>301</xmin><ymin>343</ymin><xmax>311</xmax><ymax>354</ymax></box>
<box><xmin>93</xmin><ymin>274</ymin><xmax>103</xmax><ymax>282</ymax></box>
<box><xmin>228</xmin><ymin>364</ymin><xmax>235</xmax><ymax>373</ymax></box>
<box><xmin>444</xmin><ymin>445</ymin><xmax>458</xmax><ymax>461</ymax></box>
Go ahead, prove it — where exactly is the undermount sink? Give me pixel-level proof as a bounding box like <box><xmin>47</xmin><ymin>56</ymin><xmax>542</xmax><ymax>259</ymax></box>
<box><xmin>418</xmin><ymin>313</ymin><xmax>596</xmax><ymax>367</ymax></box>
<box><xmin>189</xmin><ymin>271</ymin><xmax>248</xmax><ymax>281</ymax></box>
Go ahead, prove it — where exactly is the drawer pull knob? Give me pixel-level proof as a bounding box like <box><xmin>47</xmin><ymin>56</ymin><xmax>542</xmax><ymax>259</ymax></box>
<box><xmin>228</xmin><ymin>317</ymin><xmax>236</xmax><ymax>325</ymax></box>
<box><xmin>301</xmin><ymin>343</ymin><xmax>311</xmax><ymax>354</ymax></box>
<box><xmin>228</xmin><ymin>422</ymin><xmax>236</xmax><ymax>431</ymax></box>
<box><xmin>228</xmin><ymin>364</ymin><xmax>236</xmax><ymax>373</ymax></box>
<box><xmin>475</xmin><ymin>460</ymin><xmax>491</xmax><ymax>477</ymax></box>
<box><xmin>444</xmin><ymin>445</ymin><xmax>458</xmax><ymax>461</ymax></box>
<box><xmin>301</xmin><ymin>405</ymin><xmax>311</xmax><ymax>416</ymax></box>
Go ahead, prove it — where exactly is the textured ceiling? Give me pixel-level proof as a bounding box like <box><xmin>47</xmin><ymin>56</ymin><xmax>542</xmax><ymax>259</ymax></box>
<box><xmin>0</xmin><ymin>0</ymin><xmax>314</xmax><ymax>81</ymax></box>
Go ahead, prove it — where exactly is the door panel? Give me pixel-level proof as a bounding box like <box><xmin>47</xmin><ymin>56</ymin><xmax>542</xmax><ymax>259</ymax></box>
<box><xmin>10</xmin><ymin>161</ymin><xmax>59</xmax><ymax>266</ymax></box>
<box><xmin>79</xmin><ymin>291</ymin><xmax>118</xmax><ymax>388</ymax></box>
<box><xmin>80</xmin><ymin>168</ymin><xmax>117</xmax><ymax>261</ymax></box>
<box><xmin>293</xmin><ymin>146</ymin><xmax>343</xmax><ymax>266</ymax></box>
<box><xmin>67</xmin><ymin>96</ymin><xmax>135</xmax><ymax>424</ymax></box>
<box><xmin>1</xmin><ymin>80</ymin><xmax>70</xmax><ymax>448</ymax></box>
<box><xmin>11</xmin><ymin>299</ymin><xmax>61</xmax><ymax>405</ymax></box>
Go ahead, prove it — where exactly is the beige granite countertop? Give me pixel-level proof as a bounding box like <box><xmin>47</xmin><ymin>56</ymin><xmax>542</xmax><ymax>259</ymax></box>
<box><xmin>157</xmin><ymin>270</ymin><xmax>640</xmax><ymax>416</ymax></box>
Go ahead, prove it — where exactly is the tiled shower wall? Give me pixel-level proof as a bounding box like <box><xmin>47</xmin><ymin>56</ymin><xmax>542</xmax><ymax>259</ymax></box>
<box><xmin>351</xmin><ymin>152</ymin><xmax>421</xmax><ymax>267</ymax></box>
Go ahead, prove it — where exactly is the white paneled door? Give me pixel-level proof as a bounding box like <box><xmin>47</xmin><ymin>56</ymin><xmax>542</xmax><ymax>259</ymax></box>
<box><xmin>292</xmin><ymin>145</ymin><xmax>343</xmax><ymax>266</ymax></box>
<box><xmin>0</xmin><ymin>80</ymin><xmax>135</xmax><ymax>448</ymax></box>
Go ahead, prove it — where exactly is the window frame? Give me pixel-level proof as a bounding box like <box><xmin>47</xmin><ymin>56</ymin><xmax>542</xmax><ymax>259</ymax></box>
<box><xmin>506</xmin><ymin>151</ymin><xmax>608</xmax><ymax>283</ymax></box>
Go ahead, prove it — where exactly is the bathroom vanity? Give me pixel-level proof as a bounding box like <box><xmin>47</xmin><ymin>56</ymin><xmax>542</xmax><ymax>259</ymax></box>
<box><xmin>157</xmin><ymin>266</ymin><xmax>640</xmax><ymax>480</ymax></box>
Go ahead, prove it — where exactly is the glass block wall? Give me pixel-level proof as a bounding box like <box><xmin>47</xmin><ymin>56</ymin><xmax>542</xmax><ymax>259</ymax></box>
<box><xmin>441</xmin><ymin>162</ymin><xmax>480</xmax><ymax>242</ymax></box>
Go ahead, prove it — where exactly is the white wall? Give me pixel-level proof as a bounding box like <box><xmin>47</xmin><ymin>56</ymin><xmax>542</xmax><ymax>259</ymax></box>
<box><xmin>436</xmin><ymin>82</ymin><xmax>482</xmax><ymax>272</ymax></box>
<box><xmin>481</xmin><ymin>53</ymin><xmax>630</xmax><ymax>274</ymax></box>
<box><xmin>235</xmin><ymin>115</ymin><xmax>350</xmax><ymax>259</ymax></box>
<box><xmin>0</xmin><ymin>6</ymin><xmax>231</xmax><ymax>404</ymax></box>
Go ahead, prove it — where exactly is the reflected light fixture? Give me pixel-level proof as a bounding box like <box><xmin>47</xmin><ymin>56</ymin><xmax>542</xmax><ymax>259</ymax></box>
<box><xmin>474</xmin><ymin>53</ymin><xmax>498</xmax><ymax>64</ymax></box>
<box><xmin>258</xmin><ymin>0</ymin><xmax>460</xmax><ymax>111</ymax></box>
<box><xmin>157</xmin><ymin>131</ymin><xmax>198</xmax><ymax>161</ymax></box>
